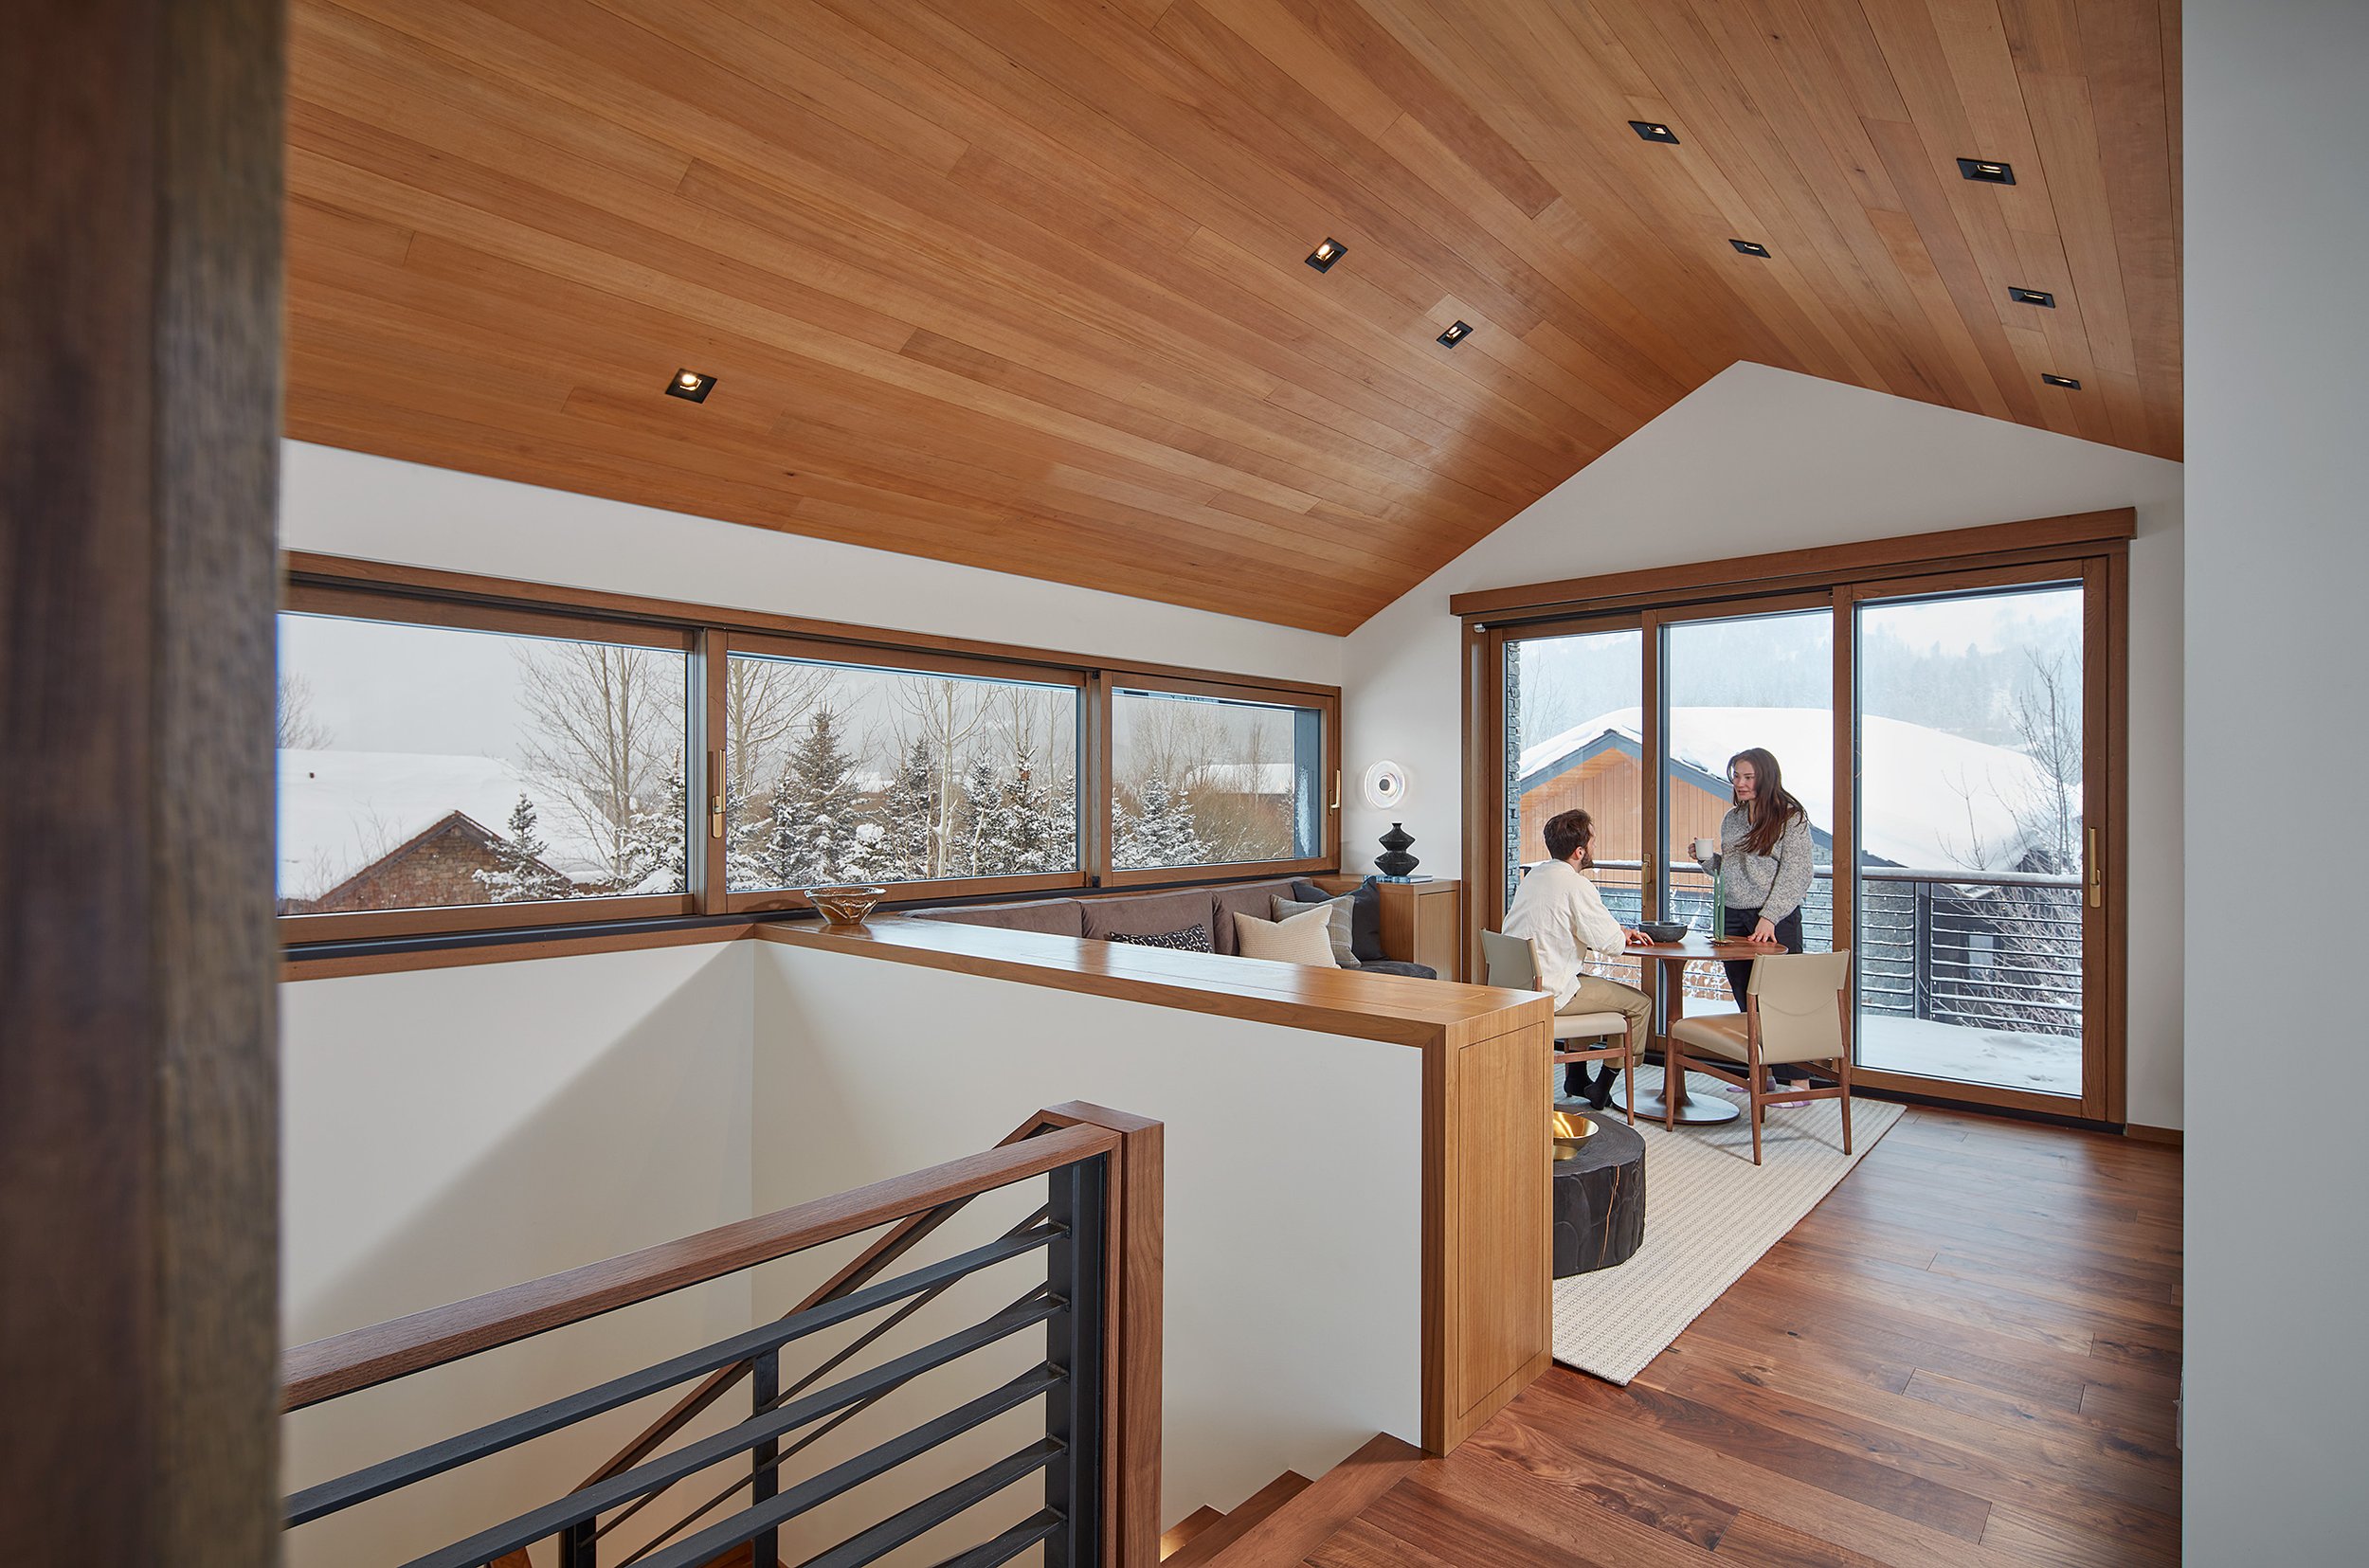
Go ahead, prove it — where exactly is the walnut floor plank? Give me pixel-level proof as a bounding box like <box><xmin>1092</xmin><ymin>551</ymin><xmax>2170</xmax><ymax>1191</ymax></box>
<box><xmin>1293</xmin><ymin>1105</ymin><xmax>2181</xmax><ymax>1568</ymax></box>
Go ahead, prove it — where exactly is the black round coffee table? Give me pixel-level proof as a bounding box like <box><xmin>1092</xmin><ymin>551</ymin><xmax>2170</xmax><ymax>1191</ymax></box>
<box><xmin>1552</xmin><ymin>1112</ymin><xmax>1646</xmax><ymax>1276</ymax></box>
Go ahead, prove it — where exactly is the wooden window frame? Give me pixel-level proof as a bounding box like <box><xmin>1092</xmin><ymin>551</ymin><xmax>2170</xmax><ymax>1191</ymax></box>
<box><xmin>713</xmin><ymin>630</ymin><xmax>1093</xmax><ymax>915</ymax></box>
<box><xmin>1460</xmin><ymin>509</ymin><xmax>2134</xmax><ymax>1126</ymax></box>
<box><xmin>279</xmin><ymin>554</ymin><xmax>1342</xmax><ymax>958</ymax></box>
<box><xmin>1099</xmin><ymin>676</ymin><xmax>1342</xmax><ymax>890</ymax></box>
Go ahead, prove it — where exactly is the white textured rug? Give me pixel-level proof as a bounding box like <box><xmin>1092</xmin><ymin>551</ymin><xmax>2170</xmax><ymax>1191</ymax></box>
<box><xmin>1553</xmin><ymin>1064</ymin><xmax>1902</xmax><ymax>1385</ymax></box>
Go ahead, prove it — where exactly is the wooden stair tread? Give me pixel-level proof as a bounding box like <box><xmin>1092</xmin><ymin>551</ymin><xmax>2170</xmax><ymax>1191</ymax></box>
<box><xmin>1159</xmin><ymin>1470</ymin><xmax>1312</xmax><ymax>1568</ymax></box>
<box><xmin>1186</xmin><ymin>1433</ymin><xmax>1427</xmax><ymax>1568</ymax></box>
<box><xmin>1161</xmin><ymin>1505</ymin><xmax>1227</xmax><ymax>1559</ymax></box>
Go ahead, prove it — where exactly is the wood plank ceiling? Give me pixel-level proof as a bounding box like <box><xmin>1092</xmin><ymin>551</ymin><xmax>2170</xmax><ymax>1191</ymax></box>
<box><xmin>285</xmin><ymin>0</ymin><xmax>2181</xmax><ymax>635</ymax></box>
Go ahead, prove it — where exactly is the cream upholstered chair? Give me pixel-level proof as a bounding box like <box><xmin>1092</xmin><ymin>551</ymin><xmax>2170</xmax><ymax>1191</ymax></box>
<box><xmin>1666</xmin><ymin>948</ymin><xmax>1854</xmax><ymax>1164</ymax></box>
<box><xmin>1480</xmin><ymin>929</ymin><xmax>1636</xmax><ymax>1125</ymax></box>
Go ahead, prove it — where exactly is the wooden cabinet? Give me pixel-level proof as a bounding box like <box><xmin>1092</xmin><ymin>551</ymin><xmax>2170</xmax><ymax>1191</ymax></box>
<box><xmin>1378</xmin><ymin>878</ymin><xmax>1464</xmax><ymax>982</ymax></box>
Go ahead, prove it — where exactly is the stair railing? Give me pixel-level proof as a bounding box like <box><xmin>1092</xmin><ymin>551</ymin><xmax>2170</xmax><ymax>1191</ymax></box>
<box><xmin>281</xmin><ymin>1102</ymin><xmax>1161</xmax><ymax>1568</ymax></box>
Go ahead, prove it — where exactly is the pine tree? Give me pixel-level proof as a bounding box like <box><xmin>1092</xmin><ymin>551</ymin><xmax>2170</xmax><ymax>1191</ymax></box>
<box><xmin>1113</xmin><ymin>776</ymin><xmax>1209</xmax><ymax>870</ymax></box>
<box><xmin>986</xmin><ymin>741</ymin><xmax>1074</xmax><ymax>874</ymax></box>
<box><xmin>764</xmin><ymin>707</ymin><xmax>871</xmax><ymax>887</ymax></box>
<box><xmin>618</xmin><ymin>766</ymin><xmax>689</xmax><ymax>893</ymax></box>
<box><xmin>476</xmin><ymin>794</ymin><xmax>573</xmax><ymax>903</ymax></box>
<box><xmin>946</xmin><ymin>754</ymin><xmax>1000</xmax><ymax>878</ymax></box>
<box><xmin>873</xmin><ymin>737</ymin><xmax>938</xmax><ymax>883</ymax></box>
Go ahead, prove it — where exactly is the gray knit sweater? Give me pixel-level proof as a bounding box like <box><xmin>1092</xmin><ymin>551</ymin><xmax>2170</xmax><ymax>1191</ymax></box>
<box><xmin>1702</xmin><ymin>804</ymin><xmax>1816</xmax><ymax>924</ymax></box>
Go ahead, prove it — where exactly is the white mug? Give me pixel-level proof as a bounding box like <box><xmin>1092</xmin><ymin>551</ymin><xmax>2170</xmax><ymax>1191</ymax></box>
<box><xmin>1691</xmin><ymin>836</ymin><xmax>1717</xmax><ymax>864</ymax></box>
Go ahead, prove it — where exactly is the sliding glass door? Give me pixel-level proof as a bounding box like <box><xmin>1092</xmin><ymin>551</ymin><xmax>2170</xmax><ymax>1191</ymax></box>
<box><xmin>1850</xmin><ymin>576</ymin><xmax>2099</xmax><ymax>1106</ymax></box>
<box><xmin>1478</xmin><ymin>558</ymin><xmax>2120</xmax><ymax>1122</ymax></box>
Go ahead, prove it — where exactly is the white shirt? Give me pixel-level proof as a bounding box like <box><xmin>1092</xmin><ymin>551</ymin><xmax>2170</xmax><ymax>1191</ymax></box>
<box><xmin>1501</xmin><ymin>857</ymin><xmax>1629</xmax><ymax>1009</ymax></box>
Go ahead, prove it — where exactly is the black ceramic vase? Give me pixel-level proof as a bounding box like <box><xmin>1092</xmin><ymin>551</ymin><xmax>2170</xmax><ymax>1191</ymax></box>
<box><xmin>1375</xmin><ymin>821</ymin><xmax>1420</xmax><ymax>878</ymax></box>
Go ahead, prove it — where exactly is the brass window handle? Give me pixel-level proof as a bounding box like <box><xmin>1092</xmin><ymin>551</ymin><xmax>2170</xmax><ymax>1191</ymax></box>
<box><xmin>2087</xmin><ymin>826</ymin><xmax>2103</xmax><ymax>909</ymax></box>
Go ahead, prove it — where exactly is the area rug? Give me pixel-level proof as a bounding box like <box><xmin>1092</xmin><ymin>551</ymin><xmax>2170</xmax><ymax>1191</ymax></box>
<box><xmin>1552</xmin><ymin>1064</ymin><xmax>1903</xmax><ymax>1385</ymax></box>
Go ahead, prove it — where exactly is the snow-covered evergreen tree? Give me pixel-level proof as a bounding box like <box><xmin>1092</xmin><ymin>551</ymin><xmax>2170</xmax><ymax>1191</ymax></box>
<box><xmin>946</xmin><ymin>754</ymin><xmax>1000</xmax><ymax>879</ymax></box>
<box><xmin>618</xmin><ymin>766</ymin><xmax>689</xmax><ymax>893</ymax></box>
<box><xmin>873</xmin><ymin>737</ymin><xmax>938</xmax><ymax>883</ymax></box>
<box><xmin>764</xmin><ymin>707</ymin><xmax>871</xmax><ymax>887</ymax></box>
<box><xmin>476</xmin><ymin>794</ymin><xmax>573</xmax><ymax>903</ymax></box>
<box><xmin>986</xmin><ymin>742</ymin><xmax>1074</xmax><ymax>874</ymax></box>
<box><xmin>1113</xmin><ymin>776</ymin><xmax>1209</xmax><ymax>870</ymax></box>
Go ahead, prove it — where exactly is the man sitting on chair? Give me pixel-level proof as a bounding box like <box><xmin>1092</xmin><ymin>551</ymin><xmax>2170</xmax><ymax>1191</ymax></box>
<box><xmin>1502</xmin><ymin>808</ymin><xmax>1653</xmax><ymax>1109</ymax></box>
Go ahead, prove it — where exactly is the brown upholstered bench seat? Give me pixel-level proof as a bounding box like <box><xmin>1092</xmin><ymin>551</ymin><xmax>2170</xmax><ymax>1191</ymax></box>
<box><xmin>907</xmin><ymin>877</ymin><xmax>1438</xmax><ymax>979</ymax></box>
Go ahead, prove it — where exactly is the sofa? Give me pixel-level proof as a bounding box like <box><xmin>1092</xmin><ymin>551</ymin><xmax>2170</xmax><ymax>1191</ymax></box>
<box><xmin>907</xmin><ymin>874</ymin><xmax>1438</xmax><ymax>979</ymax></box>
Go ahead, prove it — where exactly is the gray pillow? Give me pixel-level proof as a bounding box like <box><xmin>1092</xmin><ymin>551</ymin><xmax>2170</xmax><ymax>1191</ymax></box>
<box><xmin>1272</xmin><ymin>893</ymin><xmax>1361</xmax><ymax>968</ymax></box>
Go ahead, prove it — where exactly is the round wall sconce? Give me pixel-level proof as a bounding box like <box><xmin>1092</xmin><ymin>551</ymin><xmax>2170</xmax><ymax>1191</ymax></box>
<box><xmin>1361</xmin><ymin>760</ymin><xmax>1409</xmax><ymax>811</ymax></box>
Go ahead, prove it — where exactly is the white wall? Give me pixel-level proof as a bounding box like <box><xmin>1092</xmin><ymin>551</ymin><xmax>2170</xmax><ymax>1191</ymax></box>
<box><xmin>751</xmin><ymin>939</ymin><xmax>1424</xmax><ymax>1537</ymax></box>
<box><xmin>1340</xmin><ymin>362</ymin><xmax>2185</xmax><ymax>1127</ymax></box>
<box><xmin>2185</xmin><ymin>1</ymin><xmax>2369</xmax><ymax>1558</ymax></box>
<box><xmin>280</xmin><ymin>941</ymin><xmax>756</xmax><ymax>1567</ymax></box>
<box><xmin>280</xmin><ymin>440</ymin><xmax>1343</xmax><ymax>685</ymax></box>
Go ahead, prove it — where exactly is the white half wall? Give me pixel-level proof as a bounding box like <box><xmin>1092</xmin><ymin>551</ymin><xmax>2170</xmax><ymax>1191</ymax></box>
<box><xmin>1341</xmin><ymin>362</ymin><xmax>2184</xmax><ymax>1128</ymax></box>
<box><xmin>280</xmin><ymin>440</ymin><xmax>1344</xmax><ymax>686</ymax></box>
<box><xmin>280</xmin><ymin>941</ymin><xmax>756</xmax><ymax>1567</ymax></box>
<box><xmin>751</xmin><ymin>939</ymin><xmax>1424</xmax><ymax>1535</ymax></box>
<box><xmin>2185</xmin><ymin>0</ymin><xmax>2369</xmax><ymax>1558</ymax></box>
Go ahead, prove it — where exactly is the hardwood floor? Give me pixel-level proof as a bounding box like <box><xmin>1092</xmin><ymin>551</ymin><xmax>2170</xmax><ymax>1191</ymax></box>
<box><xmin>1303</xmin><ymin>1106</ymin><xmax>2182</xmax><ymax>1566</ymax></box>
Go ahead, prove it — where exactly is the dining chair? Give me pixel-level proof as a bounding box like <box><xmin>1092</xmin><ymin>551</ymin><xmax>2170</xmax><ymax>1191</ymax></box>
<box><xmin>1665</xmin><ymin>949</ymin><xmax>1854</xmax><ymax>1164</ymax></box>
<box><xmin>1480</xmin><ymin>928</ymin><xmax>1637</xmax><ymax>1125</ymax></box>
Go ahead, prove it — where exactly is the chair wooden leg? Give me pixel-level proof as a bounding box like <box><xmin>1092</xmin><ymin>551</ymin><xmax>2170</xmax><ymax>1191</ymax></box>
<box><xmin>1748</xmin><ymin>1042</ymin><xmax>1763</xmax><ymax>1165</ymax></box>
<box><xmin>1839</xmin><ymin>1056</ymin><xmax>1854</xmax><ymax>1155</ymax></box>
<box><xmin>1621</xmin><ymin>1044</ymin><xmax>1636</xmax><ymax>1126</ymax></box>
<box><xmin>1663</xmin><ymin>1046</ymin><xmax>1678</xmax><ymax>1131</ymax></box>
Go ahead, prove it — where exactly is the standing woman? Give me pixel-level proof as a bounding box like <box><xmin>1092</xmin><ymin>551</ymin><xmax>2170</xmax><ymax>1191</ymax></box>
<box><xmin>1693</xmin><ymin>747</ymin><xmax>1817</xmax><ymax>1010</ymax></box>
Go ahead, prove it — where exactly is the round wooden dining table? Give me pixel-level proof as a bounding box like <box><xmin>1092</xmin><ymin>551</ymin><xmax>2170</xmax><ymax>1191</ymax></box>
<box><xmin>1612</xmin><ymin>935</ymin><xmax>1775</xmax><ymax>1126</ymax></box>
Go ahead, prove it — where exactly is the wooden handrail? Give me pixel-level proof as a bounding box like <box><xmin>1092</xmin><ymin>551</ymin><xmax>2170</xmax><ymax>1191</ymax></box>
<box><xmin>576</xmin><ymin>1105</ymin><xmax>1092</xmax><ymax>1490</ymax></box>
<box><xmin>280</xmin><ymin>1121</ymin><xmax>1120</xmax><ymax>1411</ymax></box>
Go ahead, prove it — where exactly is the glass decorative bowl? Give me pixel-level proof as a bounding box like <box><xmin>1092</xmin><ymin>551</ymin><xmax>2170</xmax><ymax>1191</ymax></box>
<box><xmin>805</xmin><ymin>886</ymin><xmax>887</xmax><ymax>927</ymax></box>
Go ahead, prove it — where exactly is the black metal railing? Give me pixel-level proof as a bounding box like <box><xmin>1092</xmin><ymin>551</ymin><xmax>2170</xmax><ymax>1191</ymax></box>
<box><xmin>1538</xmin><ymin>858</ymin><xmax>2081</xmax><ymax>1036</ymax></box>
<box><xmin>284</xmin><ymin>1127</ymin><xmax>1120</xmax><ymax>1568</ymax></box>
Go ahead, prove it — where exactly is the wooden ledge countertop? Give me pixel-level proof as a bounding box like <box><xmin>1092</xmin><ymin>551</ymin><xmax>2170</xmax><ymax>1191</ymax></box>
<box><xmin>757</xmin><ymin>916</ymin><xmax>1548</xmax><ymax>1049</ymax></box>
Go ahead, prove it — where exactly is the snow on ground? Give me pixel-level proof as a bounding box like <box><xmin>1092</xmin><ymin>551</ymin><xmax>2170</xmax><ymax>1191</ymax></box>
<box><xmin>1665</xmin><ymin>991</ymin><xmax>2079</xmax><ymax>1096</ymax></box>
<box><xmin>1520</xmin><ymin>707</ymin><xmax>2049</xmax><ymax>872</ymax></box>
<box><xmin>278</xmin><ymin>748</ymin><xmax>610</xmax><ymax>898</ymax></box>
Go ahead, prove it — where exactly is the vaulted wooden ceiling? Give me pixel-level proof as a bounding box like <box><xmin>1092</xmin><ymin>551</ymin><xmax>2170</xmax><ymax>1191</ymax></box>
<box><xmin>285</xmin><ymin>0</ymin><xmax>2180</xmax><ymax>635</ymax></box>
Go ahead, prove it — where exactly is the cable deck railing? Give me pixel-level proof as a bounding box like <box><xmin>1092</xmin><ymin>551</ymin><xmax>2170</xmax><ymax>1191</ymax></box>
<box><xmin>281</xmin><ymin>1105</ymin><xmax>1161</xmax><ymax>1568</ymax></box>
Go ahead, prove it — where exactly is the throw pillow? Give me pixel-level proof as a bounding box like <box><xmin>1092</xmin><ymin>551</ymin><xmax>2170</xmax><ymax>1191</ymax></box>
<box><xmin>1231</xmin><ymin>904</ymin><xmax>1339</xmax><ymax>967</ymax></box>
<box><xmin>1106</xmin><ymin>924</ymin><xmax>1213</xmax><ymax>953</ymax></box>
<box><xmin>1271</xmin><ymin>892</ymin><xmax>1361</xmax><ymax>967</ymax></box>
<box><xmin>1292</xmin><ymin>876</ymin><xmax>1386</xmax><ymax>963</ymax></box>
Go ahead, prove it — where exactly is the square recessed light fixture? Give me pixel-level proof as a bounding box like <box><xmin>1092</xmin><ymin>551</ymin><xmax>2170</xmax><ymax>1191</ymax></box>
<box><xmin>1437</xmin><ymin>320</ymin><xmax>1474</xmax><ymax>348</ymax></box>
<box><xmin>1629</xmin><ymin>119</ymin><xmax>1681</xmax><ymax>144</ymax></box>
<box><xmin>1305</xmin><ymin>237</ymin><xmax>1347</xmax><ymax>273</ymax></box>
<box><xmin>1957</xmin><ymin>157</ymin><xmax>2016</xmax><ymax>185</ymax></box>
<box><xmin>2008</xmin><ymin>286</ymin><xmax>2057</xmax><ymax>308</ymax></box>
<box><xmin>2041</xmin><ymin>372</ymin><xmax>2082</xmax><ymax>389</ymax></box>
<box><xmin>1729</xmin><ymin>239</ymin><xmax>1771</xmax><ymax>258</ymax></box>
<box><xmin>666</xmin><ymin>369</ymin><xmax>716</xmax><ymax>403</ymax></box>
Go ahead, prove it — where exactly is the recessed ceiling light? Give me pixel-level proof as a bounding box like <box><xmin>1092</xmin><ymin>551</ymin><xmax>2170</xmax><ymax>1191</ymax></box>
<box><xmin>1305</xmin><ymin>238</ymin><xmax>1347</xmax><ymax>273</ymax></box>
<box><xmin>2008</xmin><ymin>286</ymin><xmax>2056</xmax><ymax>308</ymax></box>
<box><xmin>666</xmin><ymin>369</ymin><xmax>716</xmax><ymax>403</ymax></box>
<box><xmin>1629</xmin><ymin>120</ymin><xmax>1681</xmax><ymax>145</ymax></box>
<box><xmin>1437</xmin><ymin>320</ymin><xmax>1474</xmax><ymax>348</ymax></box>
<box><xmin>1729</xmin><ymin>239</ymin><xmax>1771</xmax><ymax>258</ymax></box>
<box><xmin>2041</xmin><ymin>372</ymin><xmax>2082</xmax><ymax>389</ymax></box>
<box><xmin>1957</xmin><ymin>157</ymin><xmax>2016</xmax><ymax>185</ymax></box>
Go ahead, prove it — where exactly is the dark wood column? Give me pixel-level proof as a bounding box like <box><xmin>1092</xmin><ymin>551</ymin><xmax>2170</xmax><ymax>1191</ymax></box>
<box><xmin>1</xmin><ymin>0</ymin><xmax>284</xmax><ymax>1560</ymax></box>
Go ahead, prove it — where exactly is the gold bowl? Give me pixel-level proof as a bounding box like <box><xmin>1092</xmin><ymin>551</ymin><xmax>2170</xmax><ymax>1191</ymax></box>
<box><xmin>806</xmin><ymin>885</ymin><xmax>887</xmax><ymax>927</ymax></box>
<box><xmin>1552</xmin><ymin>1108</ymin><xmax>1598</xmax><ymax>1161</ymax></box>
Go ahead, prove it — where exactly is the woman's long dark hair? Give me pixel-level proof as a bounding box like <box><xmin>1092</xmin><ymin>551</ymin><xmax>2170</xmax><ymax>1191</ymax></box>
<box><xmin>1728</xmin><ymin>747</ymin><xmax>1806</xmax><ymax>857</ymax></box>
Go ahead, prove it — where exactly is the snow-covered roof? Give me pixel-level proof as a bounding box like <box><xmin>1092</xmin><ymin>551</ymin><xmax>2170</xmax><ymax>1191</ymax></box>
<box><xmin>278</xmin><ymin>748</ymin><xmax>613</xmax><ymax>897</ymax></box>
<box><xmin>1518</xmin><ymin>707</ymin><xmax>2051</xmax><ymax>872</ymax></box>
<box><xmin>1184</xmin><ymin>762</ymin><xmax>1297</xmax><ymax>796</ymax></box>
